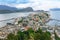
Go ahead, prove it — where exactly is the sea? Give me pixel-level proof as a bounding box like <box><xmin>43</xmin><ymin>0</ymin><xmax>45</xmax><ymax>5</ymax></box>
<box><xmin>47</xmin><ymin>11</ymin><xmax>60</xmax><ymax>26</ymax></box>
<box><xmin>0</xmin><ymin>12</ymin><xmax>32</xmax><ymax>27</ymax></box>
<box><xmin>0</xmin><ymin>11</ymin><xmax>60</xmax><ymax>27</ymax></box>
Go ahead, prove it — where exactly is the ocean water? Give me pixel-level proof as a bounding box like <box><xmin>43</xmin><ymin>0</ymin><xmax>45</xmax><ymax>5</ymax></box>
<box><xmin>0</xmin><ymin>12</ymin><xmax>31</xmax><ymax>27</ymax></box>
<box><xmin>47</xmin><ymin>11</ymin><xmax>60</xmax><ymax>26</ymax></box>
<box><xmin>50</xmin><ymin>11</ymin><xmax>60</xmax><ymax>20</ymax></box>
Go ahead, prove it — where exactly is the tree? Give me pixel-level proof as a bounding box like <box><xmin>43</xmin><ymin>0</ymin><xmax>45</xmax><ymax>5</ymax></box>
<box><xmin>6</xmin><ymin>28</ymin><xmax>52</xmax><ymax>40</ymax></box>
<box><xmin>27</xmin><ymin>28</ymin><xmax>35</xmax><ymax>40</ymax></box>
<box><xmin>6</xmin><ymin>33</ymin><xmax>15</xmax><ymax>40</ymax></box>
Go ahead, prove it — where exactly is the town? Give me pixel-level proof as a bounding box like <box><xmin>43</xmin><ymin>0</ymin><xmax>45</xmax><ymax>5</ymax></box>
<box><xmin>0</xmin><ymin>11</ymin><xmax>60</xmax><ymax>40</ymax></box>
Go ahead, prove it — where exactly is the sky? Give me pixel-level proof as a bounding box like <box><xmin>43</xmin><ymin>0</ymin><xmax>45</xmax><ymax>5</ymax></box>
<box><xmin>0</xmin><ymin>0</ymin><xmax>60</xmax><ymax>10</ymax></box>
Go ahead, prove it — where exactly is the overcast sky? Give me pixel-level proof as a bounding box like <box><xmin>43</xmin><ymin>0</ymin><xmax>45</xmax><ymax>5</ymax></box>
<box><xmin>0</xmin><ymin>0</ymin><xmax>60</xmax><ymax>10</ymax></box>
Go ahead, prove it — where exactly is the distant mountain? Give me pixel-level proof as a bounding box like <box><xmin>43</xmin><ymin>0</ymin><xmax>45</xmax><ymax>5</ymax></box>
<box><xmin>16</xmin><ymin>7</ymin><xmax>33</xmax><ymax>12</ymax></box>
<box><xmin>34</xmin><ymin>10</ymin><xmax>44</xmax><ymax>12</ymax></box>
<box><xmin>0</xmin><ymin>5</ymin><xmax>17</xmax><ymax>11</ymax></box>
<box><xmin>0</xmin><ymin>5</ymin><xmax>18</xmax><ymax>13</ymax></box>
<box><xmin>0</xmin><ymin>5</ymin><xmax>34</xmax><ymax>13</ymax></box>
<box><xmin>50</xmin><ymin>8</ymin><xmax>60</xmax><ymax>11</ymax></box>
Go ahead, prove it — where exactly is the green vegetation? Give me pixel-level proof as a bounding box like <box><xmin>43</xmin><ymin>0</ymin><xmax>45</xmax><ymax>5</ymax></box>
<box><xmin>18</xmin><ymin>18</ymin><xmax>23</xmax><ymax>24</ymax></box>
<box><xmin>6</xmin><ymin>28</ymin><xmax>52</xmax><ymax>40</ymax></box>
<box><xmin>6</xmin><ymin>33</ymin><xmax>15</xmax><ymax>40</ymax></box>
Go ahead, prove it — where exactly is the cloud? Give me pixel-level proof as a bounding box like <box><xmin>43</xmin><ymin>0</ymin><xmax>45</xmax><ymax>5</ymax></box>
<box><xmin>14</xmin><ymin>0</ymin><xmax>60</xmax><ymax>10</ymax></box>
<box><xmin>0</xmin><ymin>0</ymin><xmax>60</xmax><ymax>10</ymax></box>
<box><xmin>0</xmin><ymin>0</ymin><xmax>29</xmax><ymax>4</ymax></box>
<box><xmin>28</xmin><ymin>0</ymin><xmax>60</xmax><ymax>10</ymax></box>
